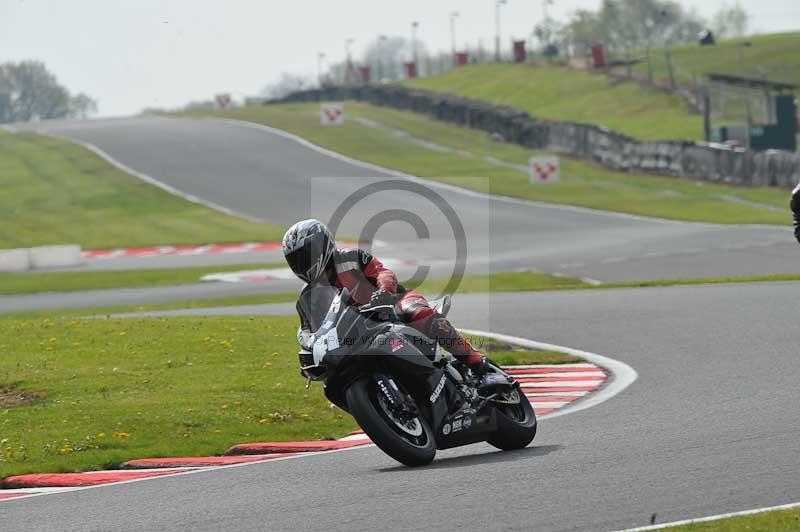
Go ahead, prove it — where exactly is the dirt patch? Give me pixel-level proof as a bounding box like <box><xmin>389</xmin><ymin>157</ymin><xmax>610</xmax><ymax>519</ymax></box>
<box><xmin>0</xmin><ymin>386</ymin><xmax>40</xmax><ymax>408</ymax></box>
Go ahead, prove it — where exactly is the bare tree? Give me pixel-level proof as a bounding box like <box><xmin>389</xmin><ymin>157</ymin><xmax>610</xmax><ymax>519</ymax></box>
<box><xmin>362</xmin><ymin>36</ymin><xmax>414</xmax><ymax>82</ymax></box>
<box><xmin>68</xmin><ymin>93</ymin><xmax>98</xmax><ymax>119</ymax></box>
<box><xmin>260</xmin><ymin>72</ymin><xmax>315</xmax><ymax>100</ymax></box>
<box><xmin>712</xmin><ymin>2</ymin><xmax>749</xmax><ymax>39</ymax></box>
<box><xmin>559</xmin><ymin>0</ymin><xmax>705</xmax><ymax>56</ymax></box>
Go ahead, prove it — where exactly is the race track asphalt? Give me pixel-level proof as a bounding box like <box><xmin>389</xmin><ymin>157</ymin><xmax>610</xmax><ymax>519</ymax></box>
<box><xmin>2</xmin><ymin>282</ymin><xmax>798</xmax><ymax>531</ymax></box>
<box><xmin>2</xmin><ymin>116</ymin><xmax>799</xmax><ymax>531</ymax></box>
<box><xmin>3</xmin><ymin>115</ymin><xmax>797</xmax><ymax>314</ymax></box>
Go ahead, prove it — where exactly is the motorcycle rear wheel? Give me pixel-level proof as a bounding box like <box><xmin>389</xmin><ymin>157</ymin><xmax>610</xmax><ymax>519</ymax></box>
<box><xmin>487</xmin><ymin>390</ymin><xmax>537</xmax><ymax>451</ymax></box>
<box><xmin>346</xmin><ymin>377</ymin><xmax>436</xmax><ymax>467</ymax></box>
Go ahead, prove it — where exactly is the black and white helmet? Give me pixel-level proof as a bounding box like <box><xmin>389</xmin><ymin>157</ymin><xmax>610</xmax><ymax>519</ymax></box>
<box><xmin>282</xmin><ymin>219</ymin><xmax>336</xmax><ymax>283</ymax></box>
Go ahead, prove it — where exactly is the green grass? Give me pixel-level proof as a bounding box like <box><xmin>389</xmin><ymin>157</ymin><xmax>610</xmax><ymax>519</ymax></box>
<box><xmin>0</xmin><ymin>317</ymin><xmax>575</xmax><ymax>477</ymax></box>
<box><xmin>407</xmin><ymin>270</ymin><xmax>588</xmax><ymax>294</ymax></box>
<box><xmin>475</xmin><ymin>337</ymin><xmax>582</xmax><ymax>366</ymax></box>
<box><xmin>653</xmin><ymin>507</ymin><xmax>800</xmax><ymax>531</ymax></box>
<box><xmin>4</xmin><ymin>269</ymin><xmax>799</xmax><ymax>322</ymax></box>
<box><xmin>414</xmin><ymin>270</ymin><xmax>800</xmax><ymax>295</ymax></box>
<box><xmin>0</xmin><ymin>292</ymin><xmax>299</xmax><ymax>321</ymax></box>
<box><xmin>630</xmin><ymin>32</ymin><xmax>800</xmax><ymax>94</ymax></box>
<box><xmin>406</xmin><ymin>62</ymin><xmax>701</xmax><ymax>141</ymax></box>
<box><xmin>405</xmin><ymin>32</ymin><xmax>800</xmax><ymax>142</ymax></box>
<box><xmin>0</xmin><ymin>130</ymin><xmax>283</xmax><ymax>249</ymax></box>
<box><xmin>0</xmin><ymin>263</ymin><xmax>283</xmax><ymax>296</ymax></box>
<box><xmin>184</xmin><ymin>102</ymin><xmax>790</xmax><ymax>225</ymax></box>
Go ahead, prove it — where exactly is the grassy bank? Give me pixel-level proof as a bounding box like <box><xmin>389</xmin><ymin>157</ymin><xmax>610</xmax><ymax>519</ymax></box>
<box><xmin>185</xmin><ymin>102</ymin><xmax>789</xmax><ymax>225</ymax></box>
<box><xmin>406</xmin><ymin>62</ymin><xmax>700</xmax><ymax>141</ymax></box>
<box><xmin>0</xmin><ymin>317</ymin><xmax>568</xmax><ymax>477</ymax></box>
<box><xmin>628</xmin><ymin>32</ymin><xmax>800</xmax><ymax>96</ymax></box>
<box><xmin>405</xmin><ymin>32</ymin><xmax>800</xmax><ymax>142</ymax></box>
<box><xmin>0</xmin><ymin>262</ymin><xmax>283</xmax><ymax>296</ymax></box>
<box><xmin>0</xmin><ymin>130</ymin><xmax>282</xmax><ymax>249</ymax></box>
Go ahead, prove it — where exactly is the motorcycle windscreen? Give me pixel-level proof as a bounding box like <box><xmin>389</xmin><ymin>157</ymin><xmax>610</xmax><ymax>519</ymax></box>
<box><xmin>298</xmin><ymin>284</ymin><xmax>339</xmax><ymax>332</ymax></box>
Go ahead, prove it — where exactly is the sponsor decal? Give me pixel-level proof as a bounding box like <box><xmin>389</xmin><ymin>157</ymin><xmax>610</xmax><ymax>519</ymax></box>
<box><xmin>452</xmin><ymin>418</ymin><xmax>463</xmax><ymax>432</ymax></box>
<box><xmin>429</xmin><ymin>374</ymin><xmax>447</xmax><ymax>403</ymax></box>
<box><xmin>389</xmin><ymin>337</ymin><xmax>403</xmax><ymax>352</ymax></box>
<box><xmin>442</xmin><ymin>423</ymin><xmax>451</xmax><ymax>435</ymax></box>
<box><xmin>377</xmin><ymin>379</ymin><xmax>395</xmax><ymax>405</ymax></box>
<box><xmin>463</xmin><ymin>416</ymin><xmax>473</xmax><ymax>429</ymax></box>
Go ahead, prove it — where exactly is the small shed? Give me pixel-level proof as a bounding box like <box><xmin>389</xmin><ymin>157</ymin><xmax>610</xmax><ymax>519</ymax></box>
<box><xmin>706</xmin><ymin>73</ymin><xmax>797</xmax><ymax>152</ymax></box>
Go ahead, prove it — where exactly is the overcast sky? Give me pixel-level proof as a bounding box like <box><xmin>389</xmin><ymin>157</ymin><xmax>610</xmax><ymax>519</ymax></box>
<box><xmin>2</xmin><ymin>0</ymin><xmax>798</xmax><ymax>116</ymax></box>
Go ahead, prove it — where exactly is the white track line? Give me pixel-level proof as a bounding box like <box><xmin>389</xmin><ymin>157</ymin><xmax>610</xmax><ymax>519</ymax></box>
<box><xmin>609</xmin><ymin>501</ymin><xmax>800</xmax><ymax>531</ymax></box>
<box><xmin>27</xmin><ymin>130</ymin><xmax>265</xmax><ymax>224</ymax></box>
<box><xmin>462</xmin><ymin>329</ymin><xmax>637</xmax><ymax>420</ymax></box>
<box><xmin>214</xmin><ymin>117</ymin><xmax>789</xmax><ymax>231</ymax></box>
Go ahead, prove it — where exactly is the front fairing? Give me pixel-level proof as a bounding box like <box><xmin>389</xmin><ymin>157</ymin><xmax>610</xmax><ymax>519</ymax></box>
<box><xmin>298</xmin><ymin>285</ymin><xmax>372</xmax><ymax>374</ymax></box>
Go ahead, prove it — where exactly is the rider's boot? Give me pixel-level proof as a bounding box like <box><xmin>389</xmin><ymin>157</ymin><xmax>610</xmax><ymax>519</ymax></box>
<box><xmin>426</xmin><ymin>315</ymin><xmax>488</xmax><ymax>372</ymax></box>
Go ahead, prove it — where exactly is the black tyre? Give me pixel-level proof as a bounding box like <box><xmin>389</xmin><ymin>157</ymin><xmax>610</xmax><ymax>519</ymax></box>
<box><xmin>487</xmin><ymin>389</ymin><xmax>537</xmax><ymax>451</ymax></box>
<box><xmin>346</xmin><ymin>377</ymin><xmax>436</xmax><ymax>467</ymax></box>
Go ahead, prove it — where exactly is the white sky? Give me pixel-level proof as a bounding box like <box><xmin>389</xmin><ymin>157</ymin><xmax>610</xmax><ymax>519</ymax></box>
<box><xmin>2</xmin><ymin>0</ymin><xmax>798</xmax><ymax>116</ymax></box>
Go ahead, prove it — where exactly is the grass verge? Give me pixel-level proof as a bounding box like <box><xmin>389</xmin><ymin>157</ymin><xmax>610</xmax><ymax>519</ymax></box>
<box><xmin>0</xmin><ymin>316</ymin><xmax>571</xmax><ymax>477</ymax></box>
<box><xmin>0</xmin><ymin>263</ymin><xmax>283</xmax><ymax>296</ymax></box>
<box><xmin>475</xmin><ymin>336</ymin><xmax>582</xmax><ymax>366</ymax></box>
<box><xmin>651</xmin><ymin>506</ymin><xmax>800</xmax><ymax>531</ymax></box>
<box><xmin>184</xmin><ymin>102</ymin><xmax>789</xmax><ymax>225</ymax></box>
<box><xmin>0</xmin><ymin>292</ymin><xmax>299</xmax><ymax>321</ymax></box>
<box><xmin>4</xmin><ymin>269</ymin><xmax>799</xmax><ymax>321</ymax></box>
<box><xmin>0</xmin><ymin>130</ymin><xmax>283</xmax><ymax>249</ymax></box>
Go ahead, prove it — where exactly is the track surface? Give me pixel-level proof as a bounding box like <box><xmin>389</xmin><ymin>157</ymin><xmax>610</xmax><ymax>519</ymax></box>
<box><xmin>3</xmin><ymin>284</ymin><xmax>799</xmax><ymax>531</ymax></box>
<box><xmin>4</xmin><ymin>115</ymin><xmax>797</xmax><ymax>314</ymax></box>
<box><xmin>3</xmin><ymin>117</ymin><xmax>799</xmax><ymax>531</ymax></box>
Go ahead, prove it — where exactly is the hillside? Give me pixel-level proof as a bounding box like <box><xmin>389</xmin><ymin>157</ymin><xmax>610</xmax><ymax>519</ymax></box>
<box><xmin>405</xmin><ymin>32</ymin><xmax>799</xmax><ymax>142</ymax></box>
<box><xmin>405</xmin><ymin>63</ymin><xmax>702</xmax><ymax>141</ymax></box>
<box><xmin>0</xmin><ymin>130</ymin><xmax>281</xmax><ymax>248</ymax></box>
<box><xmin>628</xmin><ymin>32</ymin><xmax>800</xmax><ymax>88</ymax></box>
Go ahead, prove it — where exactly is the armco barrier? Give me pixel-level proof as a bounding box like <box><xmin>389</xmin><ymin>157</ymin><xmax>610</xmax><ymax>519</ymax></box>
<box><xmin>28</xmin><ymin>245</ymin><xmax>83</xmax><ymax>269</ymax></box>
<box><xmin>0</xmin><ymin>245</ymin><xmax>83</xmax><ymax>272</ymax></box>
<box><xmin>270</xmin><ymin>86</ymin><xmax>800</xmax><ymax>189</ymax></box>
<box><xmin>0</xmin><ymin>249</ymin><xmax>31</xmax><ymax>273</ymax></box>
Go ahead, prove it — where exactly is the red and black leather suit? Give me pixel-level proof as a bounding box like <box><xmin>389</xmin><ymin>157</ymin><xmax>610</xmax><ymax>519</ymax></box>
<box><xmin>296</xmin><ymin>248</ymin><xmax>483</xmax><ymax>365</ymax></box>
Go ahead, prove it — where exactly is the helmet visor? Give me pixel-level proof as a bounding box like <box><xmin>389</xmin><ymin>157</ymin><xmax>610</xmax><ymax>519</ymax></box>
<box><xmin>285</xmin><ymin>234</ymin><xmax>327</xmax><ymax>282</ymax></box>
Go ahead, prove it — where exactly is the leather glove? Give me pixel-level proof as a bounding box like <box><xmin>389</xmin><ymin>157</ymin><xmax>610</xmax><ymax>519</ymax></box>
<box><xmin>299</xmin><ymin>351</ymin><xmax>314</xmax><ymax>377</ymax></box>
<box><xmin>369</xmin><ymin>288</ymin><xmax>397</xmax><ymax>307</ymax></box>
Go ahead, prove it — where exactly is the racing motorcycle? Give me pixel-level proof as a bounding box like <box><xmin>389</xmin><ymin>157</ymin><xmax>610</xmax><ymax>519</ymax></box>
<box><xmin>298</xmin><ymin>285</ymin><xmax>537</xmax><ymax>467</ymax></box>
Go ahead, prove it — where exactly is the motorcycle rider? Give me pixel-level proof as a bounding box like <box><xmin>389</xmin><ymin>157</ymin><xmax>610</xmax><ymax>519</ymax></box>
<box><xmin>792</xmin><ymin>184</ymin><xmax>800</xmax><ymax>244</ymax></box>
<box><xmin>282</xmin><ymin>219</ymin><xmax>487</xmax><ymax>373</ymax></box>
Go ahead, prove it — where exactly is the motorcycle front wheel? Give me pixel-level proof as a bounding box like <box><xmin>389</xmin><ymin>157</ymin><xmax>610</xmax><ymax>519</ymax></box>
<box><xmin>487</xmin><ymin>389</ymin><xmax>537</xmax><ymax>451</ymax></box>
<box><xmin>346</xmin><ymin>376</ymin><xmax>436</xmax><ymax>467</ymax></box>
